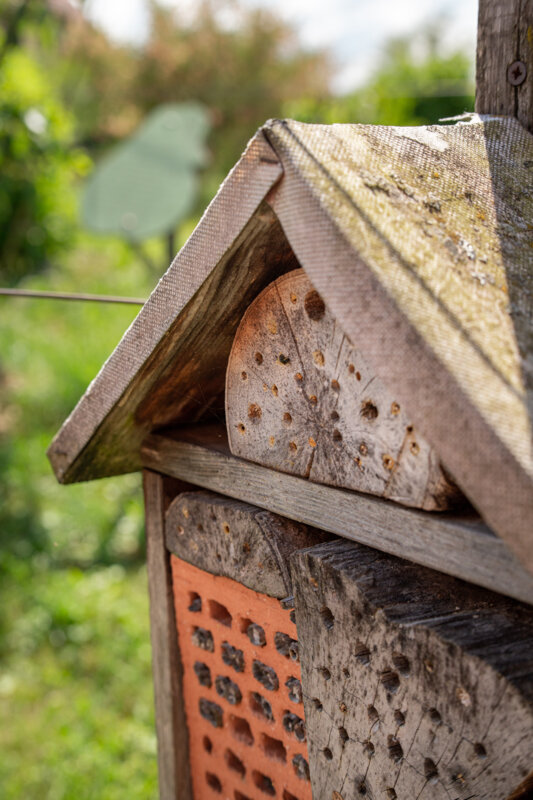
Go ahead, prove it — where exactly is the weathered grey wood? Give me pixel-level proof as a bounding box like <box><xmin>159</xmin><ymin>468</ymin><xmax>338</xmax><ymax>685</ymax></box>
<box><xmin>476</xmin><ymin>0</ymin><xmax>533</xmax><ymax>133</ymax></box>
<box><xmin>292</xmin><ymin>539</ymin><xmax>533</xmax><ymax>800</ymax></box>
<box><xmin>227</xmin><ymin>268</ymin><xmax>463</xmax><ymax>511</ymax></box>
<box><xmin>143</xmin><ymin>470</ymin><xmax>192</xmax><ymax>800</ymax></box>
<box><xmin>140</xmin><ymin>426</ymin><xmax>533</xmax><ymax>606</ymax></box>
<box><xmin>166</xmin><ymin>489</ymin><xmax>329</xmax><ymax>598</ymax></box>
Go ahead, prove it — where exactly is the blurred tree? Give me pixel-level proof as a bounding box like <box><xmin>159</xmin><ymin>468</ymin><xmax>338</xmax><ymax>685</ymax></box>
<box><xmin>0</xmin><ymin>0</ymin><xmax>91</xmax><ymax>284</ymax></box>
<box><xmin>284</xmin><ymin>18</ymin><xmax>474</xmax><ymax>127</ymax></box>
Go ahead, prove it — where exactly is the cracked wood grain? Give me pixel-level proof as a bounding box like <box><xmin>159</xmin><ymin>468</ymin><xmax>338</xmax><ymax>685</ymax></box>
<box><xmin>226</xmin><ymin>269</ymin><xmax>464</xmax><ymax>511</ymax></box>
<box><xmin>291</xmin><ymin>539</ymin><xmax>533</xmax><ymax>800</ymax></box>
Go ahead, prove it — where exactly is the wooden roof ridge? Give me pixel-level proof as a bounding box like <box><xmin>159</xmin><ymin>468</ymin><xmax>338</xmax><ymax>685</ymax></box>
<box><xmin>48</xmin><ymin>116</ymin><xmax>533</xmax><ymax>572</ymax></box>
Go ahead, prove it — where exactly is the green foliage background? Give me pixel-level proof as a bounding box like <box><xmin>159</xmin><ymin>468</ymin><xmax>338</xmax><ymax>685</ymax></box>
<box><xmin>0</xmin><ymin>1</ymin><xmax>473</xmax><ymax>796</ymax></box>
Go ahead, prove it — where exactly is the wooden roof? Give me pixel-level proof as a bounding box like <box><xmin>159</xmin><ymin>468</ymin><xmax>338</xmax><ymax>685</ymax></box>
<box><xmin>48</xmin><ymin>116</ymin><xmax>533</xmax><ymax>571</ymax></box>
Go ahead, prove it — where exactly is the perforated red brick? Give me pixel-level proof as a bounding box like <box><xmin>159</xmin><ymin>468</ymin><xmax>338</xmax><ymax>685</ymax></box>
<box><xmin>171</xmin><ymin>556</ymin><xmax>312</xmax><ymax>800</ymax></box>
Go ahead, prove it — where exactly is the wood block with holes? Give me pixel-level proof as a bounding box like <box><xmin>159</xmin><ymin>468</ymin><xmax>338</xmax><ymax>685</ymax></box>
<box><xmin>291</xmin><ymin>539</ymin><xmax>533</xmax><ymax>800</ymax></box>
<box><xmin>226</xmin><ymin>269</ymin><xmax>463</xmax><ymax>511</ymax></box>
<box><xmin>165</xmin><ymin>490</ymin><xmax>329</xmax><ymax>800</ymax></box>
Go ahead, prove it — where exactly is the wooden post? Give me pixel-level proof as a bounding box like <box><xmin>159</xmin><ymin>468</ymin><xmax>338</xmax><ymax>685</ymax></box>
<box><xmin>476</xmin><ymin>0</ymin><xmax>533</xmax><ymax>132</ymax></box>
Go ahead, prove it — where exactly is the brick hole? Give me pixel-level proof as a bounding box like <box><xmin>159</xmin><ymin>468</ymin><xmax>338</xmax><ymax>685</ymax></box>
<box><xmin>292</xmin><ymin>754</ymin><xmax>310</xmax><ymax>781</ymax></box>
<box><xmin>387</xmin><ymin>735</ymin><xmax>403</xmax><ymax>762</ymax></box>
<box><xmin>392</xmin><ymin>652</ymin><xmax>410</xmax><ymax>677</ymax></box>
<box><xmin>193</xmin><ymin>661</ymin><xmax>212</xmax><ymax>688</ymax></box>
<box><xmin>188</xmin><ymin>592</ymin><xmax>202</xmax><ymax>612</ymax></box>
<box><xmin>312</xmin><ymin>698</ymin><xmax>323</xmax><ymax>711</ymax></box>
<box><xmin>286</xmin><ymin>677</ymin><xmax>303</xmax><ymax>704</ymax></box>
<box><xmin>354</xmin><ymin>641</ymin><xmax>371</xmax><ymax>665</ymax></box>
<box><xmin>262</xmin><ymin>733</ymin><xmax>287</xmax><ymax>763</ymax></box>
<box><xmin>283</xmin><ymin>711</ymin><xmax>306</xmax><ymax>742</ymax></box>
<box><xmin>229</xmin><ymin>715</ymin><xmax>254</xmax><ymax>746</ymax></box>
<box><xmin>323</xmin><ymin>747</ymin><xmax>333</xmax><ymax>760</ymax></box>
<box><xmin>221</xmin><ymin>641</ymin><xmax>245</xmax><ymax>672</ymax></box>
<box><xmin>319</xmin><ymin>667</ymin><xmax>331</xmax><ymax>680</ymax></box>
<box><xmin>290</xmin><ymin>610</ymin><xmax>296</xmax><ymax>625</ymax></box>
<box><xmin>199</xmin><ymin>698</ymin><xmax>223</xmax><ymax>728</ymax></box>
<box><xmin>283</xmin><ymin>791</ymin><xmax>299</xmax><ymax>800</ymax></box>
<box><xmin>244</xmin><ymin>620</ymin><xmax>266</xmax><ymax>647</ymax></box>
<box><xmin>209</xmin><ymin>599</ymin><xmax>232</xmax><ymax>627</ymax></box>
<box><xmin>339</xmin><ymin>726</ymin><xmax>349</xmax><ymax>744</ymax></box>
<box><xmin>474</xmin><ymin>742</ymin><xmax>487</xmax><ymax>759</ymax></box>
<box><xmin>215</xmin><ymin>675</ymin><xmax>242</xmax><ymax>706</ymax></box>
<box><xmin>360</xmin><ymin>400</ymin><xmax>378</xmax><ymax>420</ymax></box>
<box><xmin>206</xmin><ymin>772</ymin><xmax>222</xmax><ymax>793</ymax></box>
<box><xmin>380</xmin><ymin>669</ymin><xmax>400</xmax><ymax>693</ymax></box>
<box><xmin>203</xmin><ymin>735</ymin><xmax>213</xmax><ymax>753</ymax></box>
<box><xmin>320</xmin><ymin>606</ymin><xmax>335</xmax><ymax>630</ymax></box>
<box><xmin>424</xmin><ymin>758</ymin><xmax>439</xmax><ymax>783</ymax></box>
<box><xmin>225</xmin><ymin>748</ymin><xmax>246</xmax><ymax>778</ymax></box>
<box><xmin>253</xmin><ymin>770</ymin><xmax>276</xmax><ymax>796</ymax></box>
<box><xmin>394</xmin><ymin>709</ymin><xmax>405</xmax><ymax>727</ymax></box>
<box><xmin>253</xmin><ymin>659</ymin><xmax>279</xmax><ymax>691</ymax></box>
<box><xmin>235</xmin><ymin>793</ymin><xmax>253</xmax><ymax>800</ymax></box>
<box><xmin>192</xmin><ymin>627</ymin><xmax>214</xmax><ymax>652</ymax></box>
<box><xmin>249</xmin><ymin>691</ymin><xmax>274</xmax><ymax>722</ymax></box>
<box><xmin>428</xmin><ymin>707</ymin><xmax>441</xmax><ymax>725</ymax></box>
<box><xmin>275</xmin><ymin>632</ymin><xmax>294</xmax><ymax>658</ymax></box>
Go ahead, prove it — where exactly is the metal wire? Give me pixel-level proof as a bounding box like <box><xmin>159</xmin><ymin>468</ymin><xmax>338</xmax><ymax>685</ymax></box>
<box><xmin>0</xmin><ymin>288</ymin><xmax>146</xmax><ymax>305</ymax></box>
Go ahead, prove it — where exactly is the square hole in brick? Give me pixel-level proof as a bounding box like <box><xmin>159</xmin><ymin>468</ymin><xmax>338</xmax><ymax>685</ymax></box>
<box><xmin>225</xmin><ymin>749</ymin><xmax>246</xmax><ymax>778</ymax></box>
<box><xmin>235</xmin><ymin>792</ymin><xmax>253</xmax><ymax>800</ymax></box>
<box><xmin>188</xmin><ymin>592</ymin><xmax>202</xmax><ymax>612</ymax></box>
<box><xmin>252</xmin><ymin>660</ymin><xmax>279</xmax><ymax>691</ymax></box>
<box><xmin>209</xmin><ymin>599</ymin><xmax>233</xmax><ymax>627</ymax></box>
<box><xmin>261</xmin><ymin>733</ymin><xmax>287</xmax><ymax>763</ymax></box>
<box><xmin>229</xmin><ymin>715</ymin><xmax>254</xmax><ymax>746</ymax></box>
<box><xmin>283</xmin><ymin>791</ymin><xmax>300</xmax><ymax>800</ymax></box>
<box><xmin>249</xmin><ymin>691</ymin><xmax>274</xmax><ymax>722</ymax></box>
<box><xmin>206</xmin><ymin>772</ymin><xmax>222</xmax><ymax>793</ymax></box>
<box><xmin>252</xmin><ymin>770</ymin><xmax>276</xmax><ymax>796</ymax></box>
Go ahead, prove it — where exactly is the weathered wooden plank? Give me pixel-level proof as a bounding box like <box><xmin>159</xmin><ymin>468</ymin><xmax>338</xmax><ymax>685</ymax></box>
<box><xmin>476</xmin><ymin>0</ymin><xmax>533</xmax><ymax>133</ymax></box>
<box><xmin>143</xmin><ymin>470</ymin><xmax>192</xmax><ymax>800</ymax></box>
<box><xmin>291</xmin><ymin>538</ymin><xmax>533</xmax><ymax>800</ymax></box>
<box><xmin>140</xmin><ymin>426</ymin><xmax>533</xmax><ymax>606</ymax></box>
<box><xmin>226</xmin><ymin>268</ymin><xmax>462</xmax><ymax>511</ymax></box>
<box><xmin>166</xmin><ymin>489</ymin><xmax>329</xmax><ymax>598</ymax></box>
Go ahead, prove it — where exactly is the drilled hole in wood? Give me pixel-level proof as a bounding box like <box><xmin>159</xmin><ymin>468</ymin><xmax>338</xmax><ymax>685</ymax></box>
<box><xmin>272</xmin><ymin>385</ymin><xmax>279</xmax><ymax>396</ymax></box>
<box><xmin>354</xmin><ymin>642</ymin><xmax>371</xmax><ymax>665</ymax></box>
<box><xmin>222</xmin><ymin>522</ymin><xmax>230</xmax><ymax>534</ymax></box>
<box><xmin>348</xmin><ymin>363</ymin><xmax>355</xmax><ymax>373</ymax></box>
<box><xmin>323</xmin><ymin>747</ymin><xmax>333</xmax><ymax>761</ymax></box>
<box><xmin>206</xmin><ymin>772</ymin><xmax>222</xmax><ymax>792</ymax></box>
<box><xmin>363</xmin><ymin>740</ymin><xmax>375</xmax><ymax>757</ymax></box>
<box><xmin>286</xmin><ymin>677</ymin><xmax>303</xmax><ymax>704</ymax></box>
<box><xmin>320</xmin><ymin>606</ymin><xmax>335</xmax><ymax>630</ymax></box>
<box><xmin>339</xmin><ymin>701</ymin><xmax>348</xmax><ymax>713</ymax></box>
<box><xmin>253</xmin><ymin>660</ymin><xmax>279</xmax><ymax>691</ymax></box>
<box><xmin>262</xmin><ymin>733</ymin><xmax>287</xmax><ymax>763</ymax></box>
<box><xmin>209</xmin><ymin>600</ymin><xmax>232</xmax><ymax>628</ymax></box>
<box><xmin>308</xmin><ymin>394</ymin><xmax>317</xmax><ymax>405</ymax></box>
<box><xmin>312</xmin><ymin>697</ymin><xmax>323</xmax><ymax>711</ymax></box>
<box><xmin>289</xmin><ymin>441</ymin><xmax>298</xmax><ymax>452</ymax></box>
<box><xmin>283</xmin><ymin>711</ymin><xmax>306</xmax><ymax>741</ymax></box>
<box><xmin>203</xmin><ymin>735</ymin><xmax>213</xmax><ymax>753</ymax></box>
<box><xmin>188</xmin><ymin>592</ymin><xmax>202</xmax><ymax>612</ymax></box>
<box><xmin>357</xmin><ymin>783</ymin><xmax>368</xmax><ymax>795</ymax></box>
<box><xmin>279</xmin><ymin>353</ymin><xmax>291</xmax><ymax>365</ymax></box>
<box><xmin>215</xmin><ymin>675</ymin><xmax>242</xmax><ymax>706</ymax></box>
<box><xmin>424</xmin><ymin>758</ymin><xmax>438</xmax><ymax>783</ymax></box>
<box><xmin>331</xmin><ymin>379</ymin><xmax>340</xmax><ymax>392</ymax></box>
<box><xmin>367</xmin><ymin>705</ymin><xmax>379</xmax><ymax>723</ymax></box>
<box><xmin>320</xmin><ymin>667</ymin><xmax>331</xmax><ymax>680</ymax></box>
<box><xmin>249</xmin><ymin>691</ymin><xmax>274</xmax><ymax>721</ymax></box>
<box><xmin>241</xmin><ymin>371</ymin><xmax>247</xmax><ymax>380</ymax></box>
<box><xmin>237</xmin><ymin>423</ymin><xmax>246</xmax><ymax>434</ymax></box>
<box><xmin>253</xmin><ymin>770</ymin><xmax>276</xmax><ymax>796</ymax></box>
<box><xmin>255</xmin><ymin>352</ymin><xmax>264</xmax><ymax>365</ymax></box>
<box><xmin>226</xmin><ymin>749</ymin><xmax>246</xmax><ymax>778</ymax></box>
<box><xmin>192</xmin><ymin>627</ymin><xmax>214</xmax><ymax>652</ymax></box>
<box><xmin>406</xmin><ymin>425</ymin><xmax>413</xmax><ymax>433</ymax></box>
<box><xmin>290</xmin><ymin>292</ymin><xmax>298</xmax><ymax>304</ymax></box>
<box><xmin>295</xmin><ymin>372</ymin><xmax>303</xmax><ymax>382</ymax></box>
<box><xmin>336</xmin><ymin>726</ymin><xmax>348</xmax><ymax>745</ymax></box>
<box><xmin>292</xmin><ymin>754</ymin><xmax>310</xmax><ymax>781</ymax></box>
<box><xmin>429</xmin><ymin>707</ymin><xmax>441</xmax><ymax>725</ymax></box>
<box><xmin>177</xmin><ymin>525</ymin><xmax>185</xmax><ymax>535</ymax></box>
<box><xmin>248</xmin><ymin>403</ymin><xmax>262</xmax><ymax>420</ymax></box>
<box><xmin>474</xmin><ymin>742</ymin><xmax>487</xmax><ymax>759</ymax></box>
<box><xmin>360</xmin><ymin>400</ymin><xmax>378</xmax><ymax>420</ymax></box>
<box><xmin>355</xmin><ymin>371</ymin><xmax>361</xmax><ymax>380</ymax></box>
<box><xmin>200</xmin><ymin>698</ymin><xmax>223</xmax><ymax>728</ymax></box>
<box><xmin>313</xmin><ymin>350</ymin><xmax>325</xmax><ymax>366</ymax></box>
<box><xmin>330</xmin><ymin>410</ymin><xmax>339</xmax><ymax>421</ymax></box>
<box><xmin>343</xmin><ymin>667</ymin><xmax>350</xmax><ymax>678</ymax></box>
<box><xmin>386</xmin><ymin>789</ymin><xmax>397</xmax><ymax>799</ymax></box>
<box><xmin>387</xmin><ymin>735</ymin><xmax>403</xmax><ymax>762</ymax></box>
<box><xmin>410</xmin><ymin>441</ymin><xmax>420</xmax><ymax>455</ymax></box>
<box><xmin>221</xmin><ymin>642</ymin><xmax>244</xmax><ymax>672</ymax></box>
<box><xmin>283</xmin><ymin>412</ymin><xmax>293</xmax><ymax>425</ymax></box>
<box><xmin>391</xmin><ymin>401</ymin><xmax>400</xmax><ymax>415</ymax></box>
<box><xmin>381</xmin><ymin>669</ymin><xmax>400</xmax><ymax>693</ymax></box>
<box><xmin>382</xmin><ymin>454</ymin><xmax>395</xmax><ymax>470</ymax></box>
<box><xmin>332</xmin><ymin>429</ymin><xmax>343</xmax><ymax>442</ymax></box>
<box><xmin>359</xmin><ymin>442</ymin><xmax>368</xmax><ymax>456</ymax></box>
<box><xmin>197</xmin><ymin>523</ymin><xmax>204</xmax><ymax>533</ymax></box>
<box><xmin>394</xmin><ymin>710</ymin><xmax>405</xmax><ymax>727</ymax></box>
<box><xmin>304</xmin><ymin>289</ymin><xmax>326</xmax><ymax>320</ymax></box>
<box><xmin>392</xmin><ymin>652</ymin><xmax>410</xmax><ymax>676</ymax></box>
<box><xmin>193</xmin><ymin>661</ymin><xmax>212</xmax><ymax>688</ymax></box>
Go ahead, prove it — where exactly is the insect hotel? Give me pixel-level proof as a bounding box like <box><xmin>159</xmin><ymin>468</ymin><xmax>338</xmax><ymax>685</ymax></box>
<box><xmin>49</xmin><ymin>6</ymin><xmax>533</xmax><ymax>799</ymax></box>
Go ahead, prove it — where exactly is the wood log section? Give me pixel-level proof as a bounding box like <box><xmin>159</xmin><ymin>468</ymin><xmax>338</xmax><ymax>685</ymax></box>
<box><xmin>226</xmin><ymin>269</ymin><xmax>463</xmax><ymax>511</ymax></box>
<box><xmin>165</xmin><ymin>489</ymin><xmax>330</xmax><ymax>598</ymax></box>
<box><xmin>292</xmin><ymin>539</ymin><xmax>533</xmax><ymax>800</ymax></box>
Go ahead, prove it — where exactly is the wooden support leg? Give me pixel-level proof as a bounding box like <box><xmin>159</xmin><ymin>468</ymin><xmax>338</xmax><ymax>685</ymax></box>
<box><xmin>291</xmin><ymin>539</ymin><xmax>533</xmax><ymax>800</ymax></box>
<box><xmin>144</xmin><ymin>470</ymin><xmax>192</xmax><ymax>800</ymax></box>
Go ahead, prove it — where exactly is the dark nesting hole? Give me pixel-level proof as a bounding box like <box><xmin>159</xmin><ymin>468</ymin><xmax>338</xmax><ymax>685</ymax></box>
<box><xmin>304</xmin><ymin>289</ymin><xmax>326</xmax><ymax>320</ymax></box>
<box><xmin>193</xmin><ymin>661</ymin><xmax>212</xmax><ymax>688</ymax></box>
<box><xmin>209</xmin><ymin>600</ymin><xmax>233</xmax><ymax>628</ymax></box>
<box><xmin>367</xmin><ymin>705</ymin><xmax>379</xmax><ymax>723</ymax></box>
<box><xmin>188</xmin><ymin>592</ymin><xmax>202</xmax><ymax>613</ymax></box>
<box><xmin>323</xmin><ymin>747</ymin><xmax>333</xmax><ymax>761</ymax></box>
<box><xmin>262</xmin><ymin>733</ymin><xmax>287</xmax><ymax>763</ymax></box>
<box><xmin>320</xmin><ymin>667</ymin><xmax>331</xmax><ymax>681</ymax></box>
<box><xmin>253</xmin><ymin>770</ymin><xmax>276</xmax><ymax>796</ymax></box>
<box><xmin>285</xmin><ymin>676</ymin><xmax>302</xmax><ymax>704</ymax></box>
<box><xmin>330</xmin><ymin>410</ymin><xmax>340</xmax><ymax>421</ymax></box>
<box><xmin>248</xmin><ymin>403</ymin><xmax>262</xmax><ymax>420</ymax></box>
<box><xmin>332</xmin><ymin>428</ymin><xmax>343</xmax><ymax>442</ymax></box>
<box><xmin>199</xmin><ymin>698</ymin><xmax>223</xmax><ymax>728</ymax></box>
<box><xmin>380</xmin><ymin>669</ymin><xmax>400</xmax><ymax>693</ymax></box>
<box><xmin>283</xmin><ymin>711</ymin><xmax>306</xmax><ymax>742</ymax></box>
<box><xmin>283</xmin><ymin>412</ymin><xmax>293</xmax><ymax>425</ymax></box>
<box><xmin>312</xmin><ymin>698</ymin><xmax>323</xmax><ymax>712</ymax></box>
<box><xmin>215</xmin><ymin>675</ymin><xmax>242</xmax><ymax>705</ymax></box>
<box><xmin>255</xmin><ymin>352</ymin><xmax>264</xmax><ymax>365</ymax></box>
<box><xmin>392</xmin><ymin>652</ymin><xmax>410</xmax><ymax>677</ymax></box>
<box><xmin>225</xmin><ymin>749</ymin><xmax>246</xmax><ymax>778</ymax></box>
<box><xmin>360</xmin><ymin>400</ymin><xmax>378</xmax><ymax>420</ymax></box>
<box><xmin>241</xmin><ymin>371</ymin><xmax>247</xmax><ymax>380</ymax></box>
<box><xmin>246</xmin><ymin>621</ymin><xmax>266</xmax><ymax>647</ymax></box>
<box><xmin>252</xmin><ymin>660</ymin><xmax>279</xmax><ymax>691</ymax></box>
<box><xmin>292</xmin><ymin>754</ymin><xmax>310</xmax><ymax>781</ymax></box>
<box><xmin>394</xmin><ymin>710</ymin><xmax>405</xmax><ymax>727</ymax></box>
<box><xmin>474</xmin><ymin>742</ymin><xmax>487</xmax><ymax>760</ymax></box>
<box><xmin>387</xmin><ymin>735</ymin><xmax>404</xmax><ymax>762</ymax></box>
<box><xmin>229</xmin><ymin>715</ymin><xmax>254</xmax><ymax>746</ymax></box>
<box><xmin>221</xmin><ymin>642</ymin><xmax>244</xmax><ymax>672</ymax></box>
<box><xmin>357</xmin><ymin>783</ymin><xmax>368</xmax><ymax>796</ymax></box>
<box><xmin>282</xmin><ymin>792</ymin><xmax>299</xmax><ymax>800</ymax></box>
<box><xmin>235</xmin><ymin>793</ymin><xmax>253</xmax><ymax>800</ymax></box>
<box><xmin>320</xmin><ymin>606</ymin><xmax>335</xmax><ymax>630</ymax></box>
<box><xmin>363</xmin><ymin>740</ymin><xmax>375</xmax><ymax>757</ymax></box>
<box><xmin>250</xmin><ymin>691</ymin><xmax>274</xmax><ymax>722</ymax></box>
<box><xmin>424</xmin><ymin>758</ymin><xmax>439</xmax><ymax>783</ymax></box>
<box><xmin>429</xmin><ymin>707</ymin><xmax>441</xmax><ymax>725</ymax></box>
<box><xmin>342</xmin><ymin>667</ymin><xmax>350</xmax><ymax>678</ymax></box>
<box><xmin>339</xmin><ymin>726</ymin><xmax>349</xmax><ymax>744</ymax></box>
<box><xmin>206</xmin><ymin>772</ymin><xmax>222</xmax><ymax>793</ymax></box>
<box><xmin>192</xmin><ymin>627</ymin><xmax>214</xmax><ymax>652</ymax></box>
<box><xmin>387</xmin><ymin>790</ymin><xmax>397</xmax><ymax>799</ymax></box>
<box><xmin>197</xmin><ymin>523</ymin><xmax>204</xmax><ymax>533</ymax></box>
<box><xmin>203</xmin><ymin>735</ymin><xmax>213</xmax><ymax>753</ymax></box>
<box><xmin>331</xmin><ymin>379</ymin><xmax>340</xmax><ymax>392</ymax></box>
<box><xmin>354</xmin><ymin>641</ymin><xmax>371</xmax><ymax>665</ymax></box>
